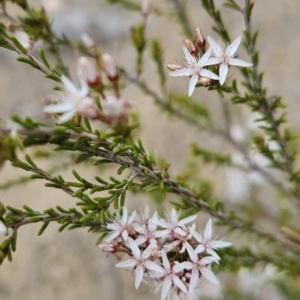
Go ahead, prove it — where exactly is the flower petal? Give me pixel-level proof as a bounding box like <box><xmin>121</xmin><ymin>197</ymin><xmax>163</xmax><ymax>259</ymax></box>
<box><xmin>145</xmin><ymin>260</ymin><xmax>163</xmax><ymax>273</ymax></box>
<box><xmin>207</xmin><ymin>36</ymin><xmax>222</xmax><ymax>56</ymax></box>
<box><xmin>161</xmin><ymin>276</ymin><xmax>172</xmax><ymax>300</ymax></box>
<box><xmin>61</xmin><ymin>75</ymin><xmax>79</xmax><ymax>95</ymax></box>
<box><xmin>195</xmin><ymin>244</ymin><xmax>205</xmax><ymax>254</ymax></box>
<box><xmin>115</xmin><ymin>259</ymin><xmax>136</xmax><ymax>268</ymax></box>
<box><xmin>183</xmin><ymin>46</ymin><xmax>197</xmax><ymax>65</ymax></box>
<box><xmin>161</xmin><ymin>249</ymin><xmax>170</xmax><ymax>269</ymax></box>
<box><xmin>227</xmin><ymin>36</ymin><xmax>241</xmax><ymax>56</ymax></box>
<box><xmin>121</xmin><ymin>207</ymin><xmax>128</xmax><ymax>224</ymax></box>
<box><xmin>198</xmin><ymin>47</ymin><xmax>212</xmax><ymax>66</ymax></box>
<box><xmin>44</xmin><ymin>102</ymin><xmax>74</xmax><ymax>113</ymax></box>
<box><xmin>204</xmin><ymin>219</ymin><xmax>213</xmax><ymax>239</ymax></box>
<box><xmin>188</xmin><ymin>74</ymin><xmax>198</xmax><ymax>96</ymax></box>
<box><xmin>199</xmin><ymin>69</ymin><xmax>219</xmax><ymax>80</ymax></box>
<box><xmin>210</xmin><ymin>240</ymin><xmax>232</xmax><ymax>248</ymax></box>
<box><xmin>135</xmin><ymin>265</ymin><xmax>144</xmax><ymax>289</ymax></box>
<box><xmin>173</xmin><ymin>274</ymin><xmax>187</xmax><ymax>293</ymax></box>
<box><xmin>185</xmin><ymin>243</ymin><xmax>198</xmax><ymax>262</ymax></box>
<box><xmin>200</xmin><ymin>267</ymin><xmax>219</xmax><ymax>284</ymax></box>
<box><xmin>169</xmin><ymin>68</ymin><xmax>193</xmax><ymax>77</ymax></box>
<box><xmin>56</xmin><ymin>110</ymin><xmax>76</xmax><ymax>124</ymax></box>
<box><xmin>104</xmin><ymin>230</ymin><xmax>121</xmax><ymax>243</ymax></box>
<box><xmin>128</xmin><ymin>237</ymin><xmax>141</xmax><ymax>257</ymax></box>
<box><xmin>178</xmin><ymin>214</ymin><xmax>197</xmax><ymax>226</ymax></box>
<box><xmin>229</xmin><ymin>58</ymin><xmax>253</xmax><ymax>67</ymax></box>
<box><xmin>219</xmin><ymin>63</ymin><xmax>229</xmax><ymax>85</ymax></box>
<box><xmin>189</xmin><ymin>268</ymin><xmax>199</xmax><ymax>294</ymax></box>
<box><xmin>201</xmin><ymin>57</ymin><xmax>221</xmax><ymax>67</ymax></box>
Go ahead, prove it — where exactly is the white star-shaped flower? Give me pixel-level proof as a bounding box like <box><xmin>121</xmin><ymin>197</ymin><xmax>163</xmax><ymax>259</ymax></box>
<box><xmin>156</xmin><ymin>250</ymin><xmax>187</xmax><ymax>300</ymax></box>
<box><xmin>181</xmin><ymin>243</ymin><xmax>219</xmax><ymax>294</ymax></box>
<box><xmin>44</xmin><ymin>75</ymin><xmax>99</xmax><ymax>123</ymax></box>
<box><xmin>116</xmin><ymin>237</ymin><xmax>163</xmax><ymax>289</ymax></box>
<box><xmin>169</xmin><ymin>46</ymin><xmax>219</xmax><ymax>96</ymax></box>
<box><xmin>204</xmin><ymin>35</ymin><xmax>253</xmax><ymax>85</ymax></box>
<box><xmin>191</xmin><ymin>219</ymin><xmax>232</xmax><ymax>261</ymax></box>
<box><xmin>155</xmin><ymin>208</ymin><xmax>197</xmax><ymax>239</ymax></box>
<box><xmin>104</xmin><ymin>207</ymin><xmax>136</xmax><ymax>243</ymax></box>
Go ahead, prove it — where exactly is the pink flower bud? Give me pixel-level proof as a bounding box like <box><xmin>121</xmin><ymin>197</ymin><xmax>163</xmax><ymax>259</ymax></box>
<box><xmin>102</xmin><ymin>53</ymin><xmax>119</xmax><ymax>83</ymax></box>
<box><xmin>198</xmin><ymin>76</ymin><xmax>212</xmax><ymax>87</ymax></box>
<box><xmin>141</xmin><ymin>0</ymin><xmax>151</xmax><ymax>17</ymax></box>
<box><xmin>80</xmin><ymin>33</ymin><xmax>95</xmax><ymax>48</ymax></box>
<box><xmin>194</xmin><ymin>27</ymin><xmax>206</xmax><ymax>51</ymax></box>
<box><xmin>77</xmin><ymin>57</ymin><xmax>101</xmax><ymax>87</ymax></box>
<box><xmin>102</xmin><ymin>96</ymin><xmax>130</xmax><ymax>125</ymax></box>
<box><xmin>166</xmin><ymin>63</ymin><xmax>183</xmax><ymax>72</ymax></box>
<box><xmin>184</xmin><ymin>39</ymin><xmax>198</xmax><ymax>57</ymax></box>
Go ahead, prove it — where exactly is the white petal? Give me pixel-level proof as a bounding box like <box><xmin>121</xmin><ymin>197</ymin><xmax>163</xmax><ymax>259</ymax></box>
<box><xmin>195</xmin><ymin>244</ymin><xmax>205</xmax><ymax>254</ymax></box>
<box><xmin>56</xmin><ymin>110</ymin><xmax>76</xmax><ymax>123</ymax></box>
<box><xmin>174</xmin><ymin>227</ymin><xmax>187</xmax><ymax>236</ymax></box>
<box><xmin>61</xmin><ymin>75</ymin><xmax>78</xmax><ymax>95</ymax></box>
<box><xmin>128</xmin><ymin>237</ymin><xmax>141</xmax><ymax>257</ymax></box>
<box><xmin>227</xmin><ymin>36</ymin><xmax>242</xmax><ymax>57</ymax></box>
<box><xmin>188</xmin><ymin>74</ymin><xmax>198</xmax><ymax>96</ymax></box>
<box><xmin>229</xmin><ymin>58</ymin><xmax>253</xmax><ymax>67</ymax></box>
<box><xmin>173</xmin><ymin>263</ymin><xmax>184</xmax><ymax>273</ymax></box>
<box><xmin>145</xmin><ymin>260</ymin><xmax>163</xmax><ymax>273</ymax></box>
<box><xmin>121</xmin><ymin>207</ymin><xmax>128</xmax><ymax>224</ymax></box>
<box><xmin>155</xmin><ymin>229</ymin><xmax>170</xmax><ymax>238</ymax></box>
<box><xmin>189</xmin><ymin>268</ymin><xmax>199</xmax><ymax>294</ymax></box>
<box><xmin>180</xmin><ymin>261</ymin><xmax>193</xmax><ymax>270</ymax></box>
<box><xmin>135</xmin><ymin>265</ymin><xmax>144</xmax><ymax>289</ymax></box>
<box><xmin>121</xmin><ymin>229</ymin><xmax>129</xmax><ymax>241</ymax></box>
<box><xmin>142</xmin><ymin>243</ymin><xmax>155</xmax><ymax>259</ymax></box>
<box><xmin>207</xmin><ymin>248</ymin><xmax>220</xmax><ymax>261</ymax></box>
<box><xmin>178</xmin><ymin>214</ymin><xmax>197</xmax><ymax>226</ymax></box>
<box><xmin>207</xmin><ymin>36</ymin><xmax>222</xmax><ymax>57</ymax></box>
<box><xmin>201</xmin><ymin>57</ymin><xmax>221</xmax><ymax>67</ymax></box>
<box><xmin>115</xmin><ymin>259</ymin><xmax>136</xmax><ymax>268</ymax></box>
<box><xmin>173</xmin><ymin>274</ymin><xmax>187</xmax><ymax>293</ymax></box>
<box><xmin>210</xmin><ymin>240</ymin><xmax>232</xmax><ymax>248</ymax></box>
<box><xmin>204</xmin><ymin>219</ymin><xmax>213</xmax><ymax>239</ymax></box>
<box><xmin>104</xmin><ymin>230</ymin><xmax>121</xmax><ymax>243</ymax></box>
<box><xmin>199</xmin><ymin>69</ymin><xmax>219</xmax><ymax>80</ymax></box>
<box><xmin>219</xmin><ymin>63</ymin><xmax>228</xmax><ymax>85</ymax></box>
<box><xmin>44</xmin><ymin>102</ymin><xmax>74</xmax><ymax>113</ymax></box>
<box><xmin>183</xmin><ymin>46</ymin><xmax>197</xmax><ymax>64</ymax></box>
<box><xmin>161</xmin><ymin>276</ymin><xmax>172</xmax><ymax>300</ymax></box>
<box><xmin>200</xmin><ymin>267</ymin><xmax>219</xmax><ymax>284</ymax></box>
<box><xmin>191</xmin><ymin>228</ymin><xmax>203</xmax><ymax>243</ymax></box>
<box><xmin>161</xmin><ymin>249</ymin><xmax>170</xmax><ymax>269</ymax></box>
<box><xmin>169</xmin><ymin>208</ymin><xmax>178</xmax><ymax>222</ymax></box>
<box><xmin>185</xmin><ymin>243</ymin><xmax>198</xmax><ymax>262</ymax></box>
<box><xmin>200</xmin><ymin>256</ymin><xmax>216</xmax><ymax>265</ymax></box>
<box><xmin>135</xmin><ymin>236</ymin><xmax>146</xmax><ymax>246</ymax></box>
<box><xmin>169</xmin><ymin>68</ymin><xmax>193</xmax><ymax>77</ymax></box>
<box><xmin>128</xmin><ymin>210</ymin><xmax>136</xmax><ymax>225</ymax></box>
<box><xmin>78</xmin><ymin>75</ymin><xmax>89</xmax><ymax>97</ymax></box>
<box><xmin>198</xmin><ymin>47</ymin><xmax>212</xmax><ymax>66</ymax></box>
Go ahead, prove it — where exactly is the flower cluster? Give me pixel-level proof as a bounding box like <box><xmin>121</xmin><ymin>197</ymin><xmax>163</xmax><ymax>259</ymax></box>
<box><xmin>98</xmin><ymin>206</ymin><xmax>231</xmax><ymax>299</ymax></box>
<box><xmin>168</xmin><ymin>29</ymin><xmax>252</xmax><ymax>96</ymax></box>
<box><xmin>44</xmin><ymin>52</ymin><xmax>130</xmax><ymax>126</ymax></box>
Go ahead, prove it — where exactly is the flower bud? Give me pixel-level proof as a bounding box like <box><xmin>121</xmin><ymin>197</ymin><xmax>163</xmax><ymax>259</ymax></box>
<box><xmin>98</xmin><ymin>243</ymin><xmax>115</xmax><ymax>253</ymax></box>
<box><xmin>184</xmin><ymin>39</ymin><xmax>198</xmax><ymax>57</ymax></box>
<box><xmin>194</xmin><ymin>27</ymin><xmax>206</xmax><ymax>51</ymax></box>
<box><xmin>198</xmin><ymin>76</ymin><xmax>212</xmax><ymax>87</ymax></box>
<box><xmin>166</xmin><ymin>63</ymin><xmax>182</xmax><ymax>72</ymax></box>
<box><xmin>80</xmin><ymin>33</ymin><xmax>95</xmax><ymax>48</ymax></box>
<box><xmin>77</xmin><ymin>57</ymin><xmax>101</xmax><ymax>88</ymax></box>
<box><xmin>141</xmin><ymin>0</ymin><xmax>151</xmax><ymax>18</ymax></box>
<box><xmin>102</xmin><ymin>96</ymin><xmax>130</xmax><ymax>125</ymax></box>
<box><xmin>0</xmin><ymin>220</ymin><xmax>8</xmax><ymax>235</ymax></box>
<box><xmin>102</xmin><ymin>53</ymin><xmax>119</xmax><ymax>83</ymax></box>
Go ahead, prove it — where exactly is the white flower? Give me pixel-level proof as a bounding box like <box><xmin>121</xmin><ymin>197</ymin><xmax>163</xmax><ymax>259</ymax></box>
<box><xmin>191</xmin><ymin>219</ymin><xmax>231</xmax><ymax>261</ymax></box>
<box><xmin>104</xmin><ymin>207</ymin><xmax>136</xmax><ymax>242</ymax></box>
<box><xmin>156</xmin><ymin>250</ymin><xmax>187</xmax><ymax>300</ymax></box>
<box><xmin>182</xmin><ymin>243</ymin><xmax>219</xmax><ymax>294</ymax></box>
<box><xmin>205</xmin><ymin>35</ymin><xmax>253</xmax><ymax>85</ymax></box>
<box><xmin>155</xmin><ymin>208</ymin><xmax>197</xmax><ymax>239</ymax></box>
<box><xmin>115</xmin><ymin>237</ymin><xmax>163</xmax><ymax>289</ymax></box>
<box><xmin>44</xmin><ymin>75</ymin><xmax>99</xmax><ymax>123</ymax></box>
<box><xmin>169</xmin><ymin>46</ymin><xmax>219</xmax><ymax>96</ymax></box>
<box><xmin>0</xmin><ymin>220</ymin><xmax>8</xmax><ymax>235</ymax></box>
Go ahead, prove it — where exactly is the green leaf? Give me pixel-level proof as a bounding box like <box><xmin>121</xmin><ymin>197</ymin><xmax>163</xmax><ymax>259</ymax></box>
<box><xmin>38</xmin><ymin>48</ymin><xmax>50</xmax><ymax>69</ymax></box>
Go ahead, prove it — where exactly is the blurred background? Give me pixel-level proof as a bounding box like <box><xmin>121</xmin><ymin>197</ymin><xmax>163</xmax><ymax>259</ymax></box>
<box><xmin>0</xmin><ymin>0</ymin><xmax>300</xmax><ymax>299</ymax></box>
